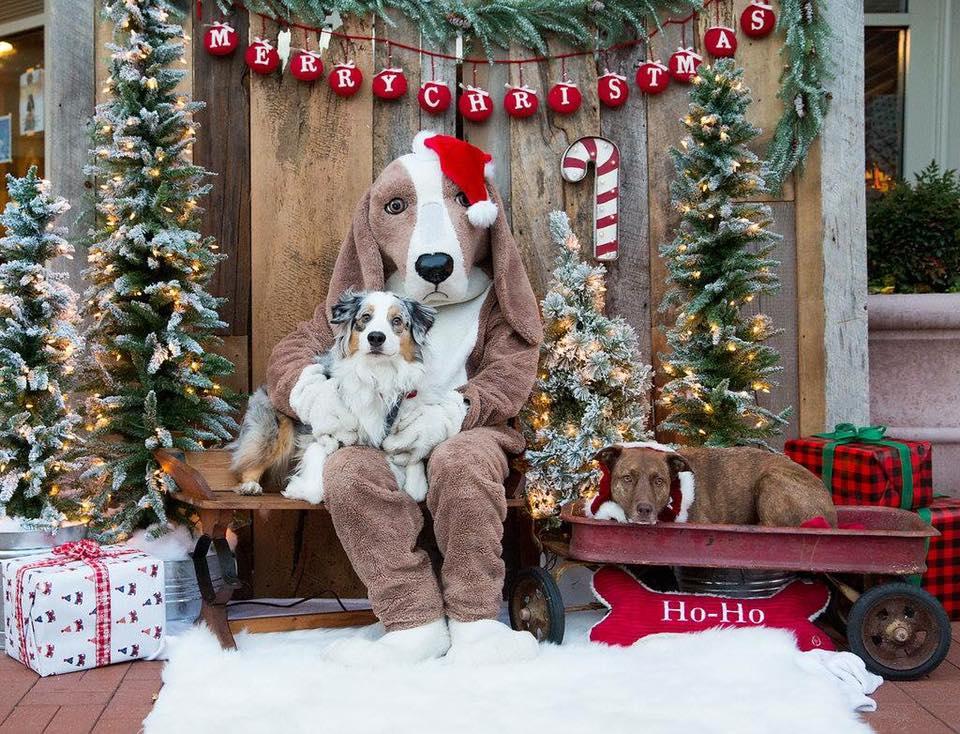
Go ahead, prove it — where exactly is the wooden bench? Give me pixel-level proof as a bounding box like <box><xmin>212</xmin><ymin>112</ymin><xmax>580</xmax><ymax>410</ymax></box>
<box><xmin>154</xmin><ymin>448</ymin><xmax>530</xmax><ymax>649</ymax></box>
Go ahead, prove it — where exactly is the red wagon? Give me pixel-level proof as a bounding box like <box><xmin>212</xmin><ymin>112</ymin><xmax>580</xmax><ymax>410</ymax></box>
<box><xmin>508</xmin><ymin>505</ymin><xmax>951</xmax><ymax>681</ymax></box>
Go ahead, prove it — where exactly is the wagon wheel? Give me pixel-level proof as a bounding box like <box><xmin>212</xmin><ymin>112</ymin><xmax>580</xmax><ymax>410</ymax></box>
<box><xmin>508</xmin><ymin>567</ymin><xmax>565</xmax><ymax>644</ymax></box>
<box><xmin>847</xmin><ymin>582</ymin><xmax>951</xmax><ymax>681</ymax></box>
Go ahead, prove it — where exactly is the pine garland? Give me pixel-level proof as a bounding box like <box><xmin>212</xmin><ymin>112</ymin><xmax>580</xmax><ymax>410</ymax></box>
<box><xmin>218</xmin><ymin>0</ymin><xmax>700</xmax><ymax>58</ymax></box>
<box><xmin>220</xmin><ymin>0</ymin><xmax>829</xmax><ymax>193</ymax></box>
<box><xmin>658</xmin><ymin>59</ymin><xmax>790</xmax><ymax>448</ymax></box>
<box><xmin>0</xmin><ymin>168</ymin><xmax>83</xmax><ymax>529</ymax></box>
<box><xmin>520</xmin><ymin>212</ymin><xmax>653</xmax><ymax>526</ymax></box>
<box><xmin>766</xmin><ymin>0</ymin><xmax>832</xmax><ymax>190</ymax></box>
<box><xmin>81</xmin><ymin>0</ymin><xmax>238</xmax><ymax>542</ymax></box>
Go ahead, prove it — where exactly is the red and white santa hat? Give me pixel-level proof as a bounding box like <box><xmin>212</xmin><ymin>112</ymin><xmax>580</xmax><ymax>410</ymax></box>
<box><xmin>413</xmin><ymin>131</ymin><xmax>498</xmax><ymax>227</ymax></box>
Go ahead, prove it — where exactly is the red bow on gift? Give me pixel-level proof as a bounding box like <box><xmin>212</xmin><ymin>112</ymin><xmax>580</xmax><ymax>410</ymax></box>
<box><xmin>52</xmin><ymin>539</ymin><xmax>104</xmax><ymax>561</ymax></box>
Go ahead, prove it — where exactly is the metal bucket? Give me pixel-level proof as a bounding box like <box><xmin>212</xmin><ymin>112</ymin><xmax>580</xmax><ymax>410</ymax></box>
<box><xmin>675</xmin><ymin>566</ymin><xmax>796</xmax><ymax>599</ymax></box>
<box><xmin>0</xmin><ymin>522</ymin><xmax>88</xmax><ymax>650</ymax></box>
<box><xmin>164</xmin><ymin>550</ymin><xmax>222</xmax><ymax>625</ymax></box>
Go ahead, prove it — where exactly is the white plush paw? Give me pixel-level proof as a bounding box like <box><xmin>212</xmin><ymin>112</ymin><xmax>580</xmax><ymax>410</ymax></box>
<box><xmin>593</xmin><ymin>501</ymin><xmax>627</xmax><ymax>523</ymax></box>
<box><xmin>282</xmin><ymin>473</ymin><xmax>324</xmax><ymax>504</ymax></box>
<box><xmin>403</xmin><ymin>463</ymin><xmax>428</xmax><ymax>502</ymax></box>
<box><xmin>234</xmin><ymin>481</ymin><xmax>263</xmax><ymax>496</ymax></box>
<box><xmin>289</xmin><ymin>363</ymin><xmax>330</xmax><ymax>423</ymax></box>
<box><xmin>323</xmin><ymin>620</ymin><xmax>450</xmax><ymax>667</ymax></box>
<box><xmin>446</xmin><ymin>619</ymin><xmax>540</xmax><ymax>665</ymax></box>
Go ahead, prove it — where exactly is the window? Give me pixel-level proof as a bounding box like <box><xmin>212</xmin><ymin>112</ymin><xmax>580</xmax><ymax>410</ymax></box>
<box><xmin>865</xmin><ymin>0</ymin><xmax>907</xmax><ymax>11</ymax></box>
<box><xmin>864</xmin><ymin>1</ymin><xmax>959</xmax><ymax>195</ymax></box>
<box><xmin>0</xmin><ymin>27</ymin><xmax>44</xmax><ymax>209</ymax></box>
<box><xmin>864</xmin><ymin>26</ymin><xmax>906</xmax><ymax>194</ymax></box>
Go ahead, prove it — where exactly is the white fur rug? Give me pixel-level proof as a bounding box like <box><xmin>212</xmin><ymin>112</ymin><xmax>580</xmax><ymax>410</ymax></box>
<box><xmin>144</xmin><ymin>613</ymin><xmax>875</xmax><ymax>734</ymax></box>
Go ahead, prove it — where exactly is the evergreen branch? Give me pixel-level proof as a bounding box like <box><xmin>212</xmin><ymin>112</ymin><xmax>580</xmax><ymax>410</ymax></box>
<box><xmin>217</xmin><ymin>0</ymin><xmax>701</xmax><ymax>53</ymax></box>
<box><xmin>220</xmin><ymin>0</ymin><xmax>826</xmax><ymax>185</ymax></box>
<box><xmin>765</xmin><ymin>0</ymin><xmax>832</xmax><ymax>191</ymax></box>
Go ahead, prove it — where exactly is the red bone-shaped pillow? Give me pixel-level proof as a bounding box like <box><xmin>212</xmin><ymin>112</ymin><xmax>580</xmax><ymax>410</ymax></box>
<box><xmin>590</xmin><ymin>566</ymin><xmax>834</xmax><ymax>651</ymax></box>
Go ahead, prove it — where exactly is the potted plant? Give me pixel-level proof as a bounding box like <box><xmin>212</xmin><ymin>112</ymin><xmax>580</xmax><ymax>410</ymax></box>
<box><xmin>867</xmin><ymin>162</ymin><xmax>960</xmax><ymax>494</ymax></box>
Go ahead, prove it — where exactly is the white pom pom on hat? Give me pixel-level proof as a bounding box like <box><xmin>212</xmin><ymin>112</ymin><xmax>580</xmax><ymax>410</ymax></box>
<box><xmin>465</xmin><ymin>198</ymin><xmax>499</xmax><ymax>227</ymax></box>
<box><xmin>412</xmin><ymin>132</ymin><xmax>499</xmax><ymax>228</ymax></box>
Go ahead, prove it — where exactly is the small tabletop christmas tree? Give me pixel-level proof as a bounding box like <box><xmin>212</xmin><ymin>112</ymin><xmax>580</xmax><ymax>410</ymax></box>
<box><xmin>658</xmin><ymin>59</ymin><xmax>790</xmax><ymax>447</ymax></box>
<box><xmin>521</xmin><ymin>212</ymin><xmax>653</xmax><ymax>525</ymax></box>
<box><xmin>0</xmin><ymin>167</ymin><xmax>82</xmax><ymax>529</ymax></box>
<box><xmin>81</xmin><ymin>0</ymin><xmax>237</xmax><ymax>541</ymax></box>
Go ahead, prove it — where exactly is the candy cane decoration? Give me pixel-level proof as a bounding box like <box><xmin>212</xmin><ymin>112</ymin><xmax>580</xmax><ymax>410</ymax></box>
<box><xmin>560</xmin><ymin>136</ymin><xmax>620</xmax><ymax>261</ymax></box>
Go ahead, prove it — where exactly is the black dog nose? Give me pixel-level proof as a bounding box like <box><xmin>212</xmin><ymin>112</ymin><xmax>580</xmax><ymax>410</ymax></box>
<box><xmin>367</xmin><ymin>331</ymin><xmax>386</xmax><ymax>347</ymax></box>
<box><xmin>635</xmin><ymin>502</ymin><xmax>655</xmax><ymax>521</ymax></box>
<box><xmin>415</xmin><ymin>253</ymin><xmax>454</xmax><ymax>285</ymax></box>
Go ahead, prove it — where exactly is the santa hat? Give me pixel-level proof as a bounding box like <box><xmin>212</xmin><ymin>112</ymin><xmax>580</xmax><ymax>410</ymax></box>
<box><xmin>413</xmin><ymin>131</ymin><xmax>498</xmax><ymax>227</ymax></box>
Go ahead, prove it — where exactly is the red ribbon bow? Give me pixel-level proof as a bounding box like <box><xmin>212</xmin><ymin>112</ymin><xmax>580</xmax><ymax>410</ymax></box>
<box><xmin>52</xmin><ymin>539</ymin><xmax>104</xmax><ymax>561</ymax></box>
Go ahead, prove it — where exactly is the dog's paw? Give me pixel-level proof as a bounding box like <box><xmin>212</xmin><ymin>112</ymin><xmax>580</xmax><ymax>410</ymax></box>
<box><xmin>234</xmin><ymin>481</ymin><xmax>263</xmax><ymax>496</ymax></box>
<box><xmin>282</xmin><ymin>474</ymin><xmax>325</xmax><ymax>504</ymax></box>
<box><xmin>402</xmin><ymin>463</ymin><xmax>428</xmax><ymax>502</ymax></box>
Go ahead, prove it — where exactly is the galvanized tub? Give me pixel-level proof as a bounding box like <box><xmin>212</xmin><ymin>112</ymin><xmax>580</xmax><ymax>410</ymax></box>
<box><xmin>0</xmin><ymin>522</ymin><xmax>88</xmax><ymax>650</ymax></box>
<box><xmin>164</xmin><ymin>550</ymin><xmax>223</xmax><ymax>626</ymax></box>
<box><xmin>675</xmin><ymin>567</ymin><xmax>795</xmax><ymax>599</ymax></box>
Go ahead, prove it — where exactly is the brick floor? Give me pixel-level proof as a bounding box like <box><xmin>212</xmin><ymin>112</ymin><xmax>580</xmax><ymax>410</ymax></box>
<box><xmin>0</xmin><ymin>655</ymin><xmax>160</xmax><ymax>734</ymax></box>
<box><xmin>4</xmin><ymin>626</ymin><xmax>960</xmax><ymax>732</ymax></box>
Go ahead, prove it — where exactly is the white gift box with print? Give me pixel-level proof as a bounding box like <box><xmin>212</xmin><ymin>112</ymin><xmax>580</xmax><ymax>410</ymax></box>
<box><xmin>2</xmin><ymin>540</ymin><xmax>165</xmax><ymax>676</ymax></box>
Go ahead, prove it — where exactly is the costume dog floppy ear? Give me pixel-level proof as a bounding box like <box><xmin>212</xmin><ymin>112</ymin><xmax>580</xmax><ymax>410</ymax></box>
<box><xmin>323</xmin><ymin>191</ymin><xmax>386</xmax><ymax>318</ymax></box>
<box><xmin>486</xmin><ymin>183</ymin><xmax>544</xmax><ymax>346</ymax></box>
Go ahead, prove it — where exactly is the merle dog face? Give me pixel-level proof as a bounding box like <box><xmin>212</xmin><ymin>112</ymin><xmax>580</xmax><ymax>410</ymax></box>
<box><xmin>330</xmin><ymin>289</ymin><xmax>436</xmax><ymax>362</ymax></box>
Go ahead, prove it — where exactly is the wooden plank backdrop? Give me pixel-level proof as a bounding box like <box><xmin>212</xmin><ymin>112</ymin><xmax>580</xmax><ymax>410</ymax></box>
<box><xmin>91</xmin><ymin>0</ymin><xmax>823</xmax><ymax>597</ymax></box>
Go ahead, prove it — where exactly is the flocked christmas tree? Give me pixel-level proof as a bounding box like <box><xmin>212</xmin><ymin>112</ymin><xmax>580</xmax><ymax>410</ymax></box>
<box><xmin>0</xmin><ymin>168</ymin><xmax>82</xmax><ymax>529</ymax></box>
<box><xmin>81</xmin><ymin>0</ymin><xmax>237</xmax><ymax>542</ymax></box>
<box><xmin>658</xmin><ymin>59</ymin><xmax>790</xmax><ymax>447</ymax></box>
<box><xmin>521</xmin><ymin>212</ymin><xmax>653</xmax><ymax>525</ymax></box>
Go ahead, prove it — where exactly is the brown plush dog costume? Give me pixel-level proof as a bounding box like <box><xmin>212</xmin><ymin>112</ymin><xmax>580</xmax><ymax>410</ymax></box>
<box><xmin>265</xmin><ymin>133</ymin><xmax>543</xmax><ymax>664</ymax></box>
<box><xmin>587</xmin><ymin>441</ymin><xmax>837</xmax><ymax>527</ymax></box>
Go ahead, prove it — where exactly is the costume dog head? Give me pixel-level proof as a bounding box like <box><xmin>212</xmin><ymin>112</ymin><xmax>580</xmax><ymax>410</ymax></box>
<box><xmin>589</xmin><ymin>443</ymin><xmax>695</xmax><ymax>524</ymax></box>
<box><xmin>330</xmin><ymin>290</ymin><xmax>436</xmax><ymax>362</ymax></box>
<box><xmin>323</xmin><ymin>132</ymin><xmax>541</xmax><ymax>346</ymax></box>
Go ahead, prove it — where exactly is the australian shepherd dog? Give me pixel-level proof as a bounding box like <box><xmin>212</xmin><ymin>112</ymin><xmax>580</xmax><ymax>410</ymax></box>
<box><xmin>228</xmin><ymin>290</ymin><xmax>436</xmax><ymax>503</ymax></box>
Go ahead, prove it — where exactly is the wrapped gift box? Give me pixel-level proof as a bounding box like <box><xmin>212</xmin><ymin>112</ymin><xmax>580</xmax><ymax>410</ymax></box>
<box><xmin>785</xmin><ymin>425</ymin><xmax>932</xmax><ymax>511</ymax></box>
<box><xmin>919</xmin><ymin>498</ymin><xmax>960</xmax><ymax>620</ymax></box>
<box><xmin>3</xmin><ymin>540</ymin><xmax>165</xmax><ymax>676</ymax></box>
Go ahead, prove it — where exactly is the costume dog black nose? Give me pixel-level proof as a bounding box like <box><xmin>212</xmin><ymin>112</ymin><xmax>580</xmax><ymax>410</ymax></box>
<box><xmin>415</xmin><ymin>253</ymin><xmax>454</xmax><ymax>285</ymax></box>
<box><xmin>367</xmin><ymin>331</ymin><xmax>386</xmax><ymax>347</ymax></box>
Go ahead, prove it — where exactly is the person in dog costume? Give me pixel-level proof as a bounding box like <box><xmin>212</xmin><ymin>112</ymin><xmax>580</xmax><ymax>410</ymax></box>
<box><xmin>266</xmin><ymin>132</ymin><xmax>543</xmax><ymax>665</ymax></box>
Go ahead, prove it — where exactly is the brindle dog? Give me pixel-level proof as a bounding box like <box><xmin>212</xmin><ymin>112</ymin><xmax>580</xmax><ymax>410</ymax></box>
<box><xmin>594</xmin><ymin>444</ymin><xmax>837</xmax><ymax>527</ymax></box>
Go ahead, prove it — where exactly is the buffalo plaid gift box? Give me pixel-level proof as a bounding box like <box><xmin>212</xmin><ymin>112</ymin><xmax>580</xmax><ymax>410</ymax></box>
<box><xmin>785</xmin><ymin>424</ymin><xmax>932</xmax><ymax>511</ymax></box>
<box><xmin>917</xmin><ymin>499</ymin><xmax>960</xmax><ymax>620</ymax></box>
<box><xmin>3</xmin><ymin>539</ymin><xmax>165</xmax><ymax>676</ymax></box>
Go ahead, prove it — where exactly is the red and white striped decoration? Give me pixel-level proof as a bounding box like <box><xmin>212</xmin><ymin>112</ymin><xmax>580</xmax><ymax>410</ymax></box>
<box><xmin>560</xmin><ymin>136</ymin><xmax>620</xmax><ymax>261</ymax></box>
